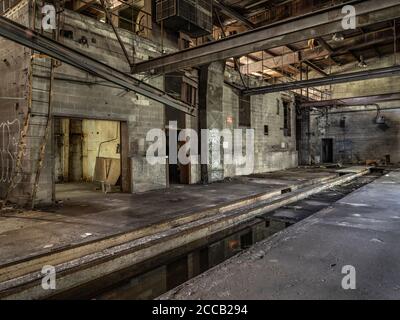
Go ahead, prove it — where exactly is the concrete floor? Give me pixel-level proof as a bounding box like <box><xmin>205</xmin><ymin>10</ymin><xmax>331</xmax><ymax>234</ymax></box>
<box><xmin>0</xmin><ymin>168</ymin><xmax>337</xmax><ymax>267</ymax></box>
<box><xmin>161</xmin><ymin>170</ymin><xmax>400</xmax><ymax>300</ymax></box>
<box><xmin>269</xmin><ymin>174</ymin><xmax>378</xmax><ymax>224</ymax></box>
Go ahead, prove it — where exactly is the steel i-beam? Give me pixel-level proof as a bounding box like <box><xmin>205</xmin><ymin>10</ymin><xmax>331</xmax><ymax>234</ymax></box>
<box><xmin>300</xmin><ymin>93</ymin><xmax>400</xmax><ymax>108</ymax></box>
<box><xmin>132</xmin><ymin>0</ymin><xmax>400</xmax><ymax>74</ymax></box>
<box><xmin>0</xmin><ymin>15</ymin><xmax>195</xmax><ymax>115</ymax></box>
<box><xmin>242</xmin><ymin>65</ymin><xmax>400</xmax><ymax>95</ymax></box>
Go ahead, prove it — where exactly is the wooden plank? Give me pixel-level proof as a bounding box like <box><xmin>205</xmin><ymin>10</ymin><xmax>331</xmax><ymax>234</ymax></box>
<box><xmin>94</xmin><ymin>157</ymin><xmax>121</xmax><ymax>185</ymax></box>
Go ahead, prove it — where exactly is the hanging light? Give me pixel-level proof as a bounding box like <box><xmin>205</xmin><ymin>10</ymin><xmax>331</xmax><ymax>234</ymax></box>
<box><xmin>358</xmin><ymin>55</ymin><xmax>368</xmax><ymax>68</ymax></box>
<box><xmin>332</xmin><ymin>32</ymin><xmax>344</xmax><ymax>42</ymax></box>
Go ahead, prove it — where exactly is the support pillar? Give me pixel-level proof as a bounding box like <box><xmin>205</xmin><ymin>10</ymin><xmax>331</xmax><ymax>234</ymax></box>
<box><xmin>198</xmin><ymin>61</ymin><xmax>225</xmax><ymax>184</ymax></box>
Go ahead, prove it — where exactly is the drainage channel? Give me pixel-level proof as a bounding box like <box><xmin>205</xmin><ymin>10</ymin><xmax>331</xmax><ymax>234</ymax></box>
<box><xmin>64</xmin><ymin>171</ymin><xmax>382</xmax><ymax>300</ymax></box>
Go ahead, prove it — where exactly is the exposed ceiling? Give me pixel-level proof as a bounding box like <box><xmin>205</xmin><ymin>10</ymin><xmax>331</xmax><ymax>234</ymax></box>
<box><xmin>212</xmin><ymin>0</ymin><xmax>399</xmax><ymax>100</ymax></box>
<box><xmin>69</xmin><ymin>0</ymin><xmax>400</xmax><ymax>100</ymax></box>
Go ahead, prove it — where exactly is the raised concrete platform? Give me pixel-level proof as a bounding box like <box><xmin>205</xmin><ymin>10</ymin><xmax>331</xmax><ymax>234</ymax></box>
<box><xmin>0</xmin><ymin>168</ymin><xmax>337</xmax><ymax>267</ymax></box>
<box><xmin>0</xmin><ymin>167</ymin><xmax>370</xmax><ymax>299</ymax></box>
<box><xmin>161</xmin><ymin>170</ymin><xmax>400</xmax><ymax>300</ymax></box>
<box><xmin>336</xmin><ymin>166</ymin><xmax>373</xmax><ymax>174</ymax></box>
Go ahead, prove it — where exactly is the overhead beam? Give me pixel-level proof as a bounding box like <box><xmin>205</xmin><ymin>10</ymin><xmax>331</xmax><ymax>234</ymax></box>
<box><xmin>300</xmin><ymin>93</ymin><xmax>400</xmax><ymax>108</ymax></box>
<box><xmin>0</xmin><ymin>15</ymin><xmax>195</xmax><ymax>115</ymax></box>
<box><xmin>132</xmin><ymin>0</ymin><xmax>400</xmax><ymax>74</ymax></box>
<box><xmin>332</xmin><ymin>27</ymin><xmax>392</xmax><ymax>49</ymax></box>
<box><xmin>316</xmin><ymin>37</ymin><xmax>334</xmax><ymax>53</ymax></box>
<box><xmin>99</xmin><ymin>0</ymin><xmax>134</xmax><ymax>69</ymax></box>
<box><xmin>240</xmin><ymin>48</ymin><xmax>329</xmax><ymax>74</ymax></box>
<box><xmin>332</xmin><ymin>33</ymin><xmax>400</xmax><ymax>57</ymax></box>
<box><xmin>73</xmin><ymin>0</ymin><xmax>97</xmax><ymax>12</ymax></box>
<box><xmin>245</xmin><ymin>0</ymin><xmax>275</xmax><ymax>10</ymax></box>
<box><xmin>303</xmin><ymin>60</ymin><xmax>328</xmax><ymax>77</ymax></box>
<box><xmin>213</xmin><ymin>0</ymin><xmax>255</xmax><ymax>29</ymax></box>
<box><xmin>214</xmin><ymin>1</ymin><xmax>299</xmax><ymax>78</ymax></box>
<box><xmin>242</xmin><ymin>65</ymin><xmax>400</xmax><ymax>95</ymax></box>
<box><xmin>315</xmin><ymin>37</ymin><xmax>340</xmax><ymax>65</ymax></box>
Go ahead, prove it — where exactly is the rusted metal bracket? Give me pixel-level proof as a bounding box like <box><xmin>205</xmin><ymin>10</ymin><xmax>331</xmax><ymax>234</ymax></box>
<box><xmin>99</xmin><ymin>0</ymin><xmax>135</xmax><ymax>72</ymax></box>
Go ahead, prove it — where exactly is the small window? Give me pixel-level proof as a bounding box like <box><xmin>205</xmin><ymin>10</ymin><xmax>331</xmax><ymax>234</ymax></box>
<box><xmin>60</xmin><ymin>29</ymin><xmax>74</xmax><ymax>39</ymax></box>
<box><xmin>340</xmin><ymin>117</ymin><xmax>346</xmax><ymax>128</ymax></box>
<box><xmin>181</xmin><ymin>82</ymin><xmax>197</xmax><ymax>106</ymax></box>
<box><xmin>239</xmin><ymin>94</ymin><xmax>251</xmax><ymax>127</ymax></box>
<box><xmin>276</xmin><ymin>99</ymin><xmax>280</xmax><ymax>115</ymax></box>
<box><xmin>264</xmin><ymin>125</ymin><xmax>269</xmax><ymax>136</ymax></box>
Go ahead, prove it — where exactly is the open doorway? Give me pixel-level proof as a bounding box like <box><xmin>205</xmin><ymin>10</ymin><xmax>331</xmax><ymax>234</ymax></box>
<box><xmin>166</xmin><ymin>127</ymin><xmax>190</xmax><ymax>185</ymax></box>
<box><xmin>322</xmin><ymin>138</ymin><xmax>334</xmax><ymax>163</ymax></box>
<box><xmin>53</xmin><ymin>117</ymin><xmax>130</xmax><ymax>201</ymax></box>
<box><xmin>165</xmin><ymin>109</ymin><xmax>190</xmax><ymax>186</ymax></box>
<box><xmin>164</xmin><ymin>72</ymin><xmax>196</xmax><ymax>186</ymax></box>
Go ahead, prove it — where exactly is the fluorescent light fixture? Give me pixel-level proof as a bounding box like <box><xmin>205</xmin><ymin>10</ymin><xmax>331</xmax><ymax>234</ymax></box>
<box><xmin>332</xmin><ymin>33</ymin><xmax>344</xmax><ymax>42</ymax></box>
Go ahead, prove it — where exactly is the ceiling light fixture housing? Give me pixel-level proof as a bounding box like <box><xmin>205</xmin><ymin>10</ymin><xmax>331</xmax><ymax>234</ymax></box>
<box><xmin>332</xmin><ymin>32</ymin><xmax>344</xmax><ymax>42</ymax></box>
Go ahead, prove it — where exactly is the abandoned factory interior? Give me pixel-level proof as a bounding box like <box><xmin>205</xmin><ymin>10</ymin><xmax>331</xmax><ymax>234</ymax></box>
<box><xmin>0</xmin><ymin>0</ymin><xmax>399</xmax><ymax>301</ymax></box>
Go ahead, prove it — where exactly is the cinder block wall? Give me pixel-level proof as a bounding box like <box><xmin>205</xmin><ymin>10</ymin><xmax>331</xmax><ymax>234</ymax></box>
<box><xmin>0</xmin><ymin>0</ymin><xmax>31</xmax><ymax>205</ymax></box>
<box><xmin>308</xmin><ymin>54</ymin><xmax>400</xmax><ymax>164</ymax></box>
<box><xmin>46</xmin><ymin>9</ymin><xmax>169</xmax><ymax>199</ymax></box>
<box><xmin>2</xmin><ymin>4</ymin><xmax>171</xmax><ymax>206</ymax></box>
<box><xmin>1</xmin><ymin>4</ymin><xmax>299</xmax><ymax>206</ymax></box>
<box><xmin>223</xmin><ymin>68</ymin><xmax>298</xmax><ymax>178</ymax></box>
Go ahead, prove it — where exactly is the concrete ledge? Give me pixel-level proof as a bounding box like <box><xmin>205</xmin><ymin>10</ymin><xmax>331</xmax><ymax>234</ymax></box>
<box><xmin>162</xmin><ymin>170</ymin><xmax>400</xmax><ymax>300</ymax></box>
<box><xmin>0</xmin><ymin>169</ymin><xmax>368</xmax><ymax>299</ymax></box>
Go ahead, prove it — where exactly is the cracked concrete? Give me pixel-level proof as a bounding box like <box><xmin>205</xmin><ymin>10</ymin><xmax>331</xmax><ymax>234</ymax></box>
<box><xmin>161</xmin><ymin>170</ymin><xmax>400</xmax><ymax>300</ymax></box>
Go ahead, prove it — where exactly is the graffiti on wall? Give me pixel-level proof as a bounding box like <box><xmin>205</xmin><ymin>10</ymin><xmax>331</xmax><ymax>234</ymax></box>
<box><xmin>0</xmin><ymin>119</ymin><xmax>22</xmax><ymax>184</ymax></box>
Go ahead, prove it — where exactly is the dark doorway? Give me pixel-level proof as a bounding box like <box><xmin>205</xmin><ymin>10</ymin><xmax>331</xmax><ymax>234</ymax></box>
<box><xmin>166</xmin><ymin>128</ymin><xmax>190</xmax><ymax>185</ymax></box>
<box><xmin>322</xmin><ymin>138</ymin><xmax>334</xmax><ymax>163</ymax></box>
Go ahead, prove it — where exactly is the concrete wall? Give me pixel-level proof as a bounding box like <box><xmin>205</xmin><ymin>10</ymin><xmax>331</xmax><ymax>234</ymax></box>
<box><xmin>198</xmin><ymin>61</ymin><xmax>226</xmax><ymax>183</ymax></box>
<box><xmin>49</xmin><ymin>10</ymin><xmax>167</xmax><ymax>197</ymax></box>
<box><xmin>0</xmin><ymin>0</ymin><xmax>31</xmax><ymax>205</ymax></box>
<box><xmin>82</xmin><ymin>120</ymin><xmax>121</xmax><ymax>182</ymax></box>
<box><xmin>223</xmin><ymin>68</ymin><xmax>298</xmax><ymax>177</ymax></box>
<box><xmin>5</xmin><ymin>6</ymin><xmax>169</xmax><ymax>204</ymax></box>
<box><xmin>1</xmin><ymin>4</ymin><xmax>299</xmax><ymax>206</ymax></box>
<box><xmin>308</xmin><ymin>54</ymin><xmax>400</xmax><ymax>165</ymax></box>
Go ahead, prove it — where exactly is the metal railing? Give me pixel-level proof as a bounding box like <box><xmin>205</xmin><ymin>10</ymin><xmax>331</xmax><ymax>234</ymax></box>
<box><xmin>0</xmin><ymin>0</ymin><xmax>23</xmax><ymax>15</ymax></box>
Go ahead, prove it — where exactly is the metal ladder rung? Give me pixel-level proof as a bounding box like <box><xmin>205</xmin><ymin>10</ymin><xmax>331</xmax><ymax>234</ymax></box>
<box><xmin>31</xmin><ymin>87</ymin><xmax>51</xmax><ymax>92</ymax></box>
<box><xmin>31</xmin><ymin>98</ymin><xmax>50</xmax><ymax>102</ymax></box>
<box><xmin>31</xmin><ymin>112</ymin><xmax>51</xmax><ymax>117</ymax></box>
<box><xmin>26</xmin><ymin>135</ymin><xmax>46</xmax><ymax>139</ymax></box>
<box><xmin>32</xmin><ymin>63</ymin><xmax>53</xmax><ymax>69</ymax></box>
<box><xmin>28</xmin><ymin>124</ymin><xmax>48</xmax><ymax>127</ymax></box>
